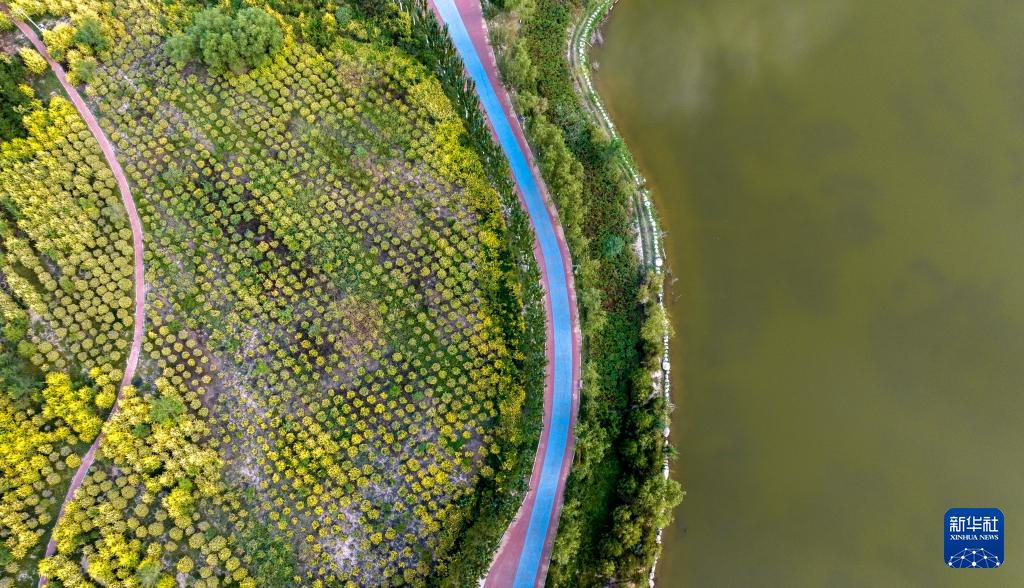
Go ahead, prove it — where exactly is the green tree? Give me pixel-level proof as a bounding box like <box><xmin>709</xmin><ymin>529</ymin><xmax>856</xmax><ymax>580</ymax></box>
<box><xmin>136</xmin><ymin>559</ymin><xmax>161</xmax><ymax>588</ymax></box>
<box><xmin>0</xmin><ymin>55</ymin><xmax>31</xmax><ymax>141</ymax></box>
<box><xmin>165</xmin><ymin>7</ymin><xmax>283</xmax><ymax>74</ymax></box>
<box><xmin>69</xmin><ymin>55</ymin><xmax>98</xmax><ymax>84</ymax></box>
<box><xmin>150</xmin><ymin>393</ymin><xmax>184</xmax><ymax>424</ymax></box>
<box><xmin>236</xmin><ymin>522</ymin><xmax>295</xmax><ymax>586</ymax></box>
<box><xmin>233</xmin><ymin>8</ymin><xmax>285</xmax><ymax>64</ymax></box>
<box><xmin>73</xmin><ymin>17</ymin><xmax>110</xmax><ymax>53</ymax></box>
<box><xmin>163</xmin><ymin>33</ymin><xmax>196</xmax><ymax>67</ymax></box>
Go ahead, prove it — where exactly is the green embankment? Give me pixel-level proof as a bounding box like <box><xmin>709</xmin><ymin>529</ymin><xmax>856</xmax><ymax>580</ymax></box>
<box><xmin>484</xmin><ymin>0</ymin><xmax>683</xmax><ymax>584</ymax></box>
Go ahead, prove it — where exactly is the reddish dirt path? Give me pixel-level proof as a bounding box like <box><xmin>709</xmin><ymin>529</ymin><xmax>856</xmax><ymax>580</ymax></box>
<box><xmin>427</xmin><ymin>1</ymin><xmax>583</xmax><ymax>585</ymax></box>
<box><xmin>0</xmin><ymin>4</ymin><xmax>147</xmax><ymax>584</ymax></box>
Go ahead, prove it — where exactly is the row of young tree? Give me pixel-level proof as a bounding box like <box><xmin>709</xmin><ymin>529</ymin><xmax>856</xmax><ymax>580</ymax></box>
<box><xmin>17</xmin><ymin>0</ymin><xmax>539</xmax><ymax>585</ymax></box>
<box><xmin>341</xmin><ymin>0</ymin><xmax>553</xmax><ymax>583</ymax></box>
<box><xmin>0</xmin><ymin>20</ymin><xmax>137</xmax><ymax>580</ymax></box>
<box><xmin>1</xmin><ymin>0</ymin><xmax>549</xmax><ymax>584</ymax></box>
<box><xmin>0</xmin><ymin>95</ymin><xmax>136</xmax><ymax>395</ymax></box>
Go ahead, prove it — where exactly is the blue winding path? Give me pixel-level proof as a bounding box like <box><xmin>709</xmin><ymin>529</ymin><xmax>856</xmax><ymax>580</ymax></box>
<box><xmin>433</xmin><ymin>1</ymin><xmax>576</xmax><ymax>585</ymax></box>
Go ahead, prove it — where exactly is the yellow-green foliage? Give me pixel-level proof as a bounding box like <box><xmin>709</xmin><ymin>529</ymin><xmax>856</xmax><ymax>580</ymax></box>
<box><xmin>15</xmin><ymin>48</ymin><xmax>46</xmax><ymax>76</ymax></box>
<box><xmin>0</xmin><ymin>396</ymin><xmax>68</xmax><ymax>568</ymax></box>
<box><xmin>40</xmin><ymin>372</ymin><xmax>102</xmax><ymax>442</ymax></box>
<box><xmin>90</xmin><ymin>366</ymin><xmax>118</xmax><ymax>409</ymax></box>
<box><xmin>100</xmin><ymin>380</ymin><xmax>221</xmax><ymax>498</ymax></box>
<box><xmin>6</xmin><ymin>0</ymin><xmax>104</xmax><ymax>23</ymax></box>
<box><xmin>43</xmin><ymin>380</ymin><xmax>251</xmax><ymax>587</ymax></box>
<box><xmin>0</xmin><ymin>97</ymin><xmax>134</xmax><ymax>378</ymax></box>
<box><xmin>0</xmin><ymin>371</ymin><xmax>112</xmax><ymax>578</ymax></box>
<box><xmin>41</xmin><ymin>24</ymin><xmax>76</xmax><ymax>61</ymax></box>
<box><xmin>42</xmin><ymin>0</ymin><xmax>524</xmax><ymax>584</ymax></box>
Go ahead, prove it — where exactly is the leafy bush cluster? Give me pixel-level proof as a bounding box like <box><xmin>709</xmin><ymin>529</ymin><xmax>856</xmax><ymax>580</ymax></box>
<box><xmin>0</xmin><ymin>368</ymin><xmax>116</xmax><ymax>580</ymax></box>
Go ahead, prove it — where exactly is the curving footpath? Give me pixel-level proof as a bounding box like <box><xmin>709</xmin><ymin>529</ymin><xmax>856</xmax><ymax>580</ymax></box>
<box><xmin>428</xmin><ymin>1</ymin><xmax>582</xmax><ymax>586</ymax></box>
<box><xmin>0</xmin><ymin>4</ymin><xmax>147</xmax><ymax>585</ymax></box>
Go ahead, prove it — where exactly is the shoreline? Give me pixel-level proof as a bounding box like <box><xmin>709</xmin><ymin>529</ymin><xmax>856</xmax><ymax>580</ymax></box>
<box><xmin>568</xmin><ymin>2</ymin><xmax>675</xmax><ymax>586</ymax></box>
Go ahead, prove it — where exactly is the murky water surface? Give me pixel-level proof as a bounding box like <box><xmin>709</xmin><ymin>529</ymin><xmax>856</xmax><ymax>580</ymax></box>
<box><xmin>596</xmin><ymin>0</ymin><xmax>1024</xmax><ymax>584</ymax></box>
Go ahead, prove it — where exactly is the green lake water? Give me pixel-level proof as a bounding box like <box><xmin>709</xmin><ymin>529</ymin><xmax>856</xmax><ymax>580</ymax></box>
<box><xmin>594</xmin><ymin>0</ymin><xmax>1024</xmax><ymax>585</ymax></box>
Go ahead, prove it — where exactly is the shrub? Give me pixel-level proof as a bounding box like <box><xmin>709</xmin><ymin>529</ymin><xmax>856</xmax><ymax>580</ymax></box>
<box><xmin>69</xmin><ymin>55</ymin><xmax>98</xmax><ymax>84</ymax></box>
<box><xmin>17</xmin><ymin>48</ymin><xmax>47</xmax><ymax>75</ymax></box>
<box><xmin>42</xmin><ymin>23</ymin><xmax>77</xmax><ymax>61</ymax></box>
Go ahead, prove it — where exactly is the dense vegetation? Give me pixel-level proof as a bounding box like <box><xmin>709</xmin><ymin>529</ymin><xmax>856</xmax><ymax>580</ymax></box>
<box><xmin>1</xmin><ymin>0</ymin><xmax>545</xmax><ymax>585</ymax></box>
<box><xmin>351</xmin><ymin>2</ymin><xmax>552</xmax><ymax>582</ymax></box>
<box><xmin>0</xmin><ymin>54</ymin><xmax>32</xmax><ymax>141</ymax></box>
<box><xmin>485</xmin><ymin>0</ymin><xmax>683</xmax><ymax>584</ymax></box>
<box><xmin>0</xmin><ymin>70</ymin><xmax>135</xmax><ymax>583</ymax></box>
<box><xmin>0</xmin><ymin>371</ymin><xmax>115</xmax><ymax>578</ymax></box>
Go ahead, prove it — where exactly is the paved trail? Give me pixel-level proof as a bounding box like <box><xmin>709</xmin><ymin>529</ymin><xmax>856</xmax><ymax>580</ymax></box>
<box><xmin>429</xmin><ymin>1</ymin><xmax>582</xmax><ymax>586</ymax></box>
<box><xmin>0</xmin><ymin>4</ymin><xmax>147</xmax><ymax>584</ymax></box>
